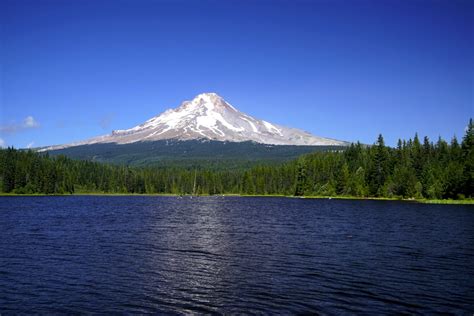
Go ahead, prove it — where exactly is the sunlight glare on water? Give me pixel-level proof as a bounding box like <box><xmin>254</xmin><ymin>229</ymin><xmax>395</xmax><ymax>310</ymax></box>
<box><xmin>0</xmin><ymin>196</ymin><xmax>473</xmax><ymax>314</ymax></box>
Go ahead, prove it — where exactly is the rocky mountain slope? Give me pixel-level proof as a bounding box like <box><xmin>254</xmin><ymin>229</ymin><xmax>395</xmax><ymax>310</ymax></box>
<box><xmin>42</xmin><ymin>93</ymin><xmax>348</xmax><ymax>151</ymax></box>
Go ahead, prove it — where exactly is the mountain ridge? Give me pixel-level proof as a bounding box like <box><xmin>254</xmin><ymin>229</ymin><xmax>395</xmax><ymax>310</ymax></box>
<box><xmin>41</xmin><ymin>93</ymin><xmax>348</xmax><ymax>151</ymax></box>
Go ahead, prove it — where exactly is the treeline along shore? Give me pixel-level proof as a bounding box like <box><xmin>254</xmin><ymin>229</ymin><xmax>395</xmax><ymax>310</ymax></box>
<box><xmin>1</xmin><ymin>119</ymin><xmax>472</xmax><ymax>202</ymax></box>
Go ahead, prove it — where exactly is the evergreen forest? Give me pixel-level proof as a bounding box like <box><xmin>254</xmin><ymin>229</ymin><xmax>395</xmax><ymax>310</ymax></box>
<box><xmin>1</xmin><ymin>119</ymin><xmax>472</xmax><ymax>200</ymax></box>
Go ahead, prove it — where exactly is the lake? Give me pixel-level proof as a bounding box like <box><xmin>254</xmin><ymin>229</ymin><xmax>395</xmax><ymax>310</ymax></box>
<box><xmin>1</xmin><ymin>196</ymin><xmax>473</xmax><ymax>314</ymax></box>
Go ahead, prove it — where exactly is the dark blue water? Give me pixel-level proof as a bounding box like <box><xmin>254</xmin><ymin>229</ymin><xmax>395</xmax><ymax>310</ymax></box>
<box><xmin>1</xmin><ymin>196</ymin><xmax>473</xmax><ymax>314</ymax></box>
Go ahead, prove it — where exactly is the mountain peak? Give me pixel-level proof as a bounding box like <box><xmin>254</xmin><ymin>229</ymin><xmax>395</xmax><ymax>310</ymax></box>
<box><xmin>182</xmin><ymin>92</ymin><xmax>237</xmax><ymax>112</ymax></box>
<box><xmin>195</xmin><ymin>92</ymin><xmax>221</xmax><ymax>99</ymax></box>
<box><xmin>41</xmin><ymin>93</ymin><xmax>348</xmax><ymax>151</ymax></box>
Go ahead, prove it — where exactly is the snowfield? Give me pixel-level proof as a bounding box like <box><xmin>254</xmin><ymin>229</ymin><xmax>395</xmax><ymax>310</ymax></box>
<box><xmin>40</xmin><ymin>93</ymin><xmax>348</xmax><ymax>151</ymax></box>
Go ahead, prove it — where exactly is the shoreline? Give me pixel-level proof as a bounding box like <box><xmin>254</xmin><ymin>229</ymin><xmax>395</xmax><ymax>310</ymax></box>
<box><xmin>0</xmin><ymin>192</ymin><xmax>473</xmax><ymax>204</ymax></box>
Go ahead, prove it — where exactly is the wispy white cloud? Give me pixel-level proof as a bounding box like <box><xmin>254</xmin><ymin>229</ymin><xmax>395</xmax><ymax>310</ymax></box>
<box><xmin>24</xmin><ymin>116</ymin><xmax>39</xmax><ymax>128</ymax></box>
<box><xmin>0</xmin><ymin>116</ymin><xmax>40</xmax><ymax>134</ymax></box>
<box><xmin>0</xmin><ymin>137</ymin><xmax>5</xmax><ymax>148</ymax></box>
<box><xmin>26</xmin><ymin>141</ymin><xmax>35</xmax><ymax>149</ymax></box>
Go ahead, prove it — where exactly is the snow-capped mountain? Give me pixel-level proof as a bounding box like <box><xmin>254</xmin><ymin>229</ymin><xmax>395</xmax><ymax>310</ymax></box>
<box><xmin>43</xmin><ymin>93</ymin><xmax>348</xmax><ymax>150</ymax></box>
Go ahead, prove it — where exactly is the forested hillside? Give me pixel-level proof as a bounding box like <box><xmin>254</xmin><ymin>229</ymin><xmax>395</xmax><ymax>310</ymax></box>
<box><xmin>44</xmin><ymin>139</ymin><xmax>344</xmax><ymax>169</ymax></box>
<box><xmin>1</xmin><ymin>119</ymin><xmax>472</xmax><ymax>200</ymax></box>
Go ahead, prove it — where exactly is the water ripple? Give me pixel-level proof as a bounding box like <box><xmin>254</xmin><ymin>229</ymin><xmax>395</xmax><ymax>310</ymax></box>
<box><xmin>0</xmin><ymin>196</ymin><xmax>473</xmax><ymax>314</ymax></box>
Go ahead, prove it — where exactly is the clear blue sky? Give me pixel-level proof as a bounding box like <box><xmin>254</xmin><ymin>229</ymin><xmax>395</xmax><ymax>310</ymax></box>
<box><xmin>1</xmin><ymin>0</ymin><xmax>473</xmax><ymax>148</ymax></box>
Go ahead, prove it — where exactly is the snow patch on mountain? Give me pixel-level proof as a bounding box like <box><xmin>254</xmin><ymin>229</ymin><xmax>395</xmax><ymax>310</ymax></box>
<box><xmin>40</xmin><ymin>92</ymin><xmax>348</xmax><ymax>151</ymax></box>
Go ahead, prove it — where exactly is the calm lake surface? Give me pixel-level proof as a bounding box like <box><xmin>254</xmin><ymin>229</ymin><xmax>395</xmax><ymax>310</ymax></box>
<box><xmin>1</xmin><ymin>196</ymin><xmax>473</xmax><ymax>314</ymax></box>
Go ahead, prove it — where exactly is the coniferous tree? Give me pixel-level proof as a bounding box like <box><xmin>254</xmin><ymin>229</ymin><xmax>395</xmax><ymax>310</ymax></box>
<box><xmin>461</xmin><ymin>118</ymin><xmax>474</xmax><ymax>197</ymax></box>
<box><xmin>0</xmin><ymin>119</ymin><xmax>472</xmax><ymax>199</ymax></box>
<box><xmin>368</xmin><ymin>134</ymin><xmax>389</xmax><ymax>196</ymax></box>
<box><xmin>294</xmin><ymin>159</ymin><xmax>307</xmax><ymax>196</ymax></box>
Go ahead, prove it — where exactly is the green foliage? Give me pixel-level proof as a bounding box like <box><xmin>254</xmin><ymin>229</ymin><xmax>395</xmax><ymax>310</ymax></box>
<box><xmin>45</xmin><ymin>139</ymin><xmax>344</xmax><ymax>170</ymax></box>
<box><xmin>1</xmin><ymin>119</ymin><xmax>472</xmax><ymax>199</ymax></box>
<box><xmin>368</xmin><ymin>134</ymin><xmax>390</xmax><ymax>196</ymax></box>
<box><xmin>294</xmin><ymin>159</ymin><xmax>307</xmax><ymax>196</ymax></box>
